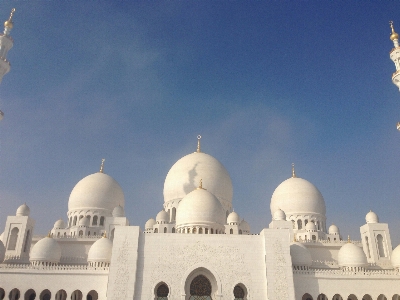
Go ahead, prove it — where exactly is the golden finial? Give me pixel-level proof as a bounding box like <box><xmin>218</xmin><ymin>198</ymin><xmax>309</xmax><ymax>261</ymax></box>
<box><xmin>293</xmin><ymin>234</ymin><xmax>297</xmax><ymax>242</ymax></box>
<box><xmin>47</xmin><ymin>231</ymin><xmax>51</xmax><ymax>238</ymax></box>
<box><xmin>347</xmin><ymin>235</ymin><xmax>351</xmax><ymax>243</ymax></box>
<box><xmin>99</xmin><ymin>158</ymin><xmax>105</xmax><ymax>173</ymax></box>
<box><xmin>196</xmin><ymin>135</ymin><xmax>201</xmax><ymax>153</ymax></box>
<box><xmin>390</xmin><ymin>21</ymin><xmax>399</xmax><ymax>41</ymax></box>
<box><xmin>102</xmin><ymin>231</ymin><xmax>107</xmax><ymax>238</ymax></box>
<box><xmin>4</xmin><ymin>8</ymin><xmax>15</xmax><ymax>29</ymax></box>
<box><xmin>292</xmin><ymin>163</ymin><xmax>297</xmax><ymax>178</ymax></box>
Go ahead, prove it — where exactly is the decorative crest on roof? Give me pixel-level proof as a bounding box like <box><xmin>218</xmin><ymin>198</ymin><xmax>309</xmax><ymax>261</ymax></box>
<box><xmin>99</xmin><ymin>158</ymin><xmax>105</xmax><ymax>173</ymax></box>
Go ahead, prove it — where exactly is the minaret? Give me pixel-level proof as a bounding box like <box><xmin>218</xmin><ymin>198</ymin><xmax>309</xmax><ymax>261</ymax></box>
<box><xmin>389</xmin><ymin>21</ymin><xmax>400</xmax><ymax>91</ymax></box>
<box><xmin>0</xmin><ymin>8</ymin><xmax>15</xmax><ymax>83</ymax></box>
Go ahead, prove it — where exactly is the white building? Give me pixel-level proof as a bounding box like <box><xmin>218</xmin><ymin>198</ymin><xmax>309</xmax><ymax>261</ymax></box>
<box><xmin>1</xmin><ymin>18</ymin><xmax>400</xmax><ymax>300</ymax></box>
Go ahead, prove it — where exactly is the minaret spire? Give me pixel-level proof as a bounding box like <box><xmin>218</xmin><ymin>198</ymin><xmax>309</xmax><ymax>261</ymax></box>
<box><xmin>196</xmin><ymin>135</ymin><xmax>201</xmax><ymax>153</ymax></box>
<box><xmin>99</xmin><ymin>158</ymin><xmax>105</xmax><ymax>173</ymax></box>
<box><xmin>292</xmin><ymin>163</ymin><xmax>296</xmax><ymax>178</ymax></box>
<box><xmin>389</xmin><ymin>21</ymin><xmax>400</xmax><ymax>92</ymax></box>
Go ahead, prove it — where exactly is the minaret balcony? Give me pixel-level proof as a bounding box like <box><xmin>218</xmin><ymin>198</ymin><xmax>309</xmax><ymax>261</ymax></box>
<box><xmin>392</xmin><ymin>70</ymin><xmax>400</xmax><ymax>89</ymax></box>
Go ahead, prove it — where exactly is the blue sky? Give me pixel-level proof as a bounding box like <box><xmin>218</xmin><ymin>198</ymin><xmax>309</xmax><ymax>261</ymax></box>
<box><xmin>0</xmin><ymin>1</ymin><xmax>400</xmax><ymax>245</ymax></box>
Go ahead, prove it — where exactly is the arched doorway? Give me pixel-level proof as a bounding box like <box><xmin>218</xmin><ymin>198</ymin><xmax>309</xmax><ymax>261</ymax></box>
<box><xmin>70</xmin><ymin>290</ymin><xmax>82</xmax><ymax>300</ymax></box>
<box><xmin>55</xmin><ymin>290</ymin><xmax>67</xmax><ymax>300</ymax></box>
<box><xmin>155</xmin><ymin>283</ymin><xmax>169</xmax><ymax>300</ymax></box>
<box><xmin>24</xmin><ymin>289</ymin><xmax>36</xmax><ymax>300</ymax></box>
<box><xmin>317</xmin><ymin>294</ymin><xmax>327</xmax><ymax>300</ymax></box>
<box><xmin>393</xmin><ymin>295</ymin><xmax>400</xmax><ymax>300</ymax></box>
<box><xmin>39</xmin><ymin>290</ymin><xmax>50</xmax><ymax>300</ymax></box>
<box><xmin>86</xmin><ymin>290</ymin><xmax>98</xmax><ymax>300</ymax></box>
<box><xmin>233</xmin><ymin>284</ymin><xmax>246</xmax><ymax>300</ymax></box>
<box><xmin>189</xmin><ymin>275</ymin><xmax>212</xmax><ymax>300</ymax></box>
<box><xmin>378</xmin><ymin>295</ymin><xmax>388</xmax><ymax>300</ymax></box>
<box><xmin>0</xmin><ymin>289</ymin><xmax>5</xmax><ymax>300</ymax></box>
<box><xmin>332</xmin><ymin>295</ymin><xmax>343</xmax><ymax>300</ymax></box>
<box><xmin>8</xmin><ymin>289</ymin><xmax>20</xmax><ymax>300</ymax></box>
<box><xmin>347</xmin><ymin>295</ymin><xmax>357</xmax><ymax>300</ymax></box>
<box><xmin>302</xmin><ymin>293</ymin><xmax>313</xmax><ymax>300</ymax></box>
<box><xmin>362</xmin><ymin>295</ymin><xmax>372</xmax><ymax>300</ymax></box>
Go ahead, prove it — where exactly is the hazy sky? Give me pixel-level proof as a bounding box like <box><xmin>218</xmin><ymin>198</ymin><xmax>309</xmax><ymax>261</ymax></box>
<box><xmin>0</xmin><ymin>1</ymin><xmax>400</xmax><ymax>245</ymax></box>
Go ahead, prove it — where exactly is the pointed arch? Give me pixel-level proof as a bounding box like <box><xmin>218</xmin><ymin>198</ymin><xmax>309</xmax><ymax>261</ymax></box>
<box><xmin>86</xmin><ymin>290</ymin><xmax>98</xmax><ymax>300</ymax></box>
<box><xmin>302</xmin><ymin>293</ymin><xmax>313</xmax><ymax>300</ymax></box>
<box><xmin>55</xmin><ymin>290</ymin><xmax>67</xmax><ymax>300</ymax></box>
<box><xmin>39</xmin><ymin>290</ymin><xmax>50</xmax><ymax>300</ymax></box>
<box><xmin>8</xmin><ymin>227</ymin><xmax>19</xmax><ymax>250</ymax></box>
<box><xmin>8</xmin><ymin>289</ymin><xmax>20</xmax><ymax>300</ymax></box>
<box><xmin>24</xmin><ymin>289</ymin><xmax>35</xmax><ymax>300</ymax></box>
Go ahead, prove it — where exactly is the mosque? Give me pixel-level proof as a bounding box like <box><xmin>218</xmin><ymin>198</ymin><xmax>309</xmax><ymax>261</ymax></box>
<box><xmin>2</xmin><ymin>9</ymin><xmax>400</xmax><ymax>300</ymax></box>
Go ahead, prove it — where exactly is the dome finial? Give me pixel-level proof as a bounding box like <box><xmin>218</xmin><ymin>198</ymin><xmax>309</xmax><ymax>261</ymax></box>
<box><xmin>47</xmin><ymin>231</ymin><xmax>51</xmax><ymax>238</ymax></box>
<box><xmin>196</xmin><ymin>135</ymin><xmax>202</xmax><ymax>153</ymax></box>
<box><xmin>347</xmin><ymin>235</ymin><xmax>351</xmax><ymax>243</ymax></box>
<box><xmin>102</xmin><ymin>231</ymin><xmax>107</xmax><ymax>238</ymax></box>
<box><xmin>99</xmin><ymin>158</ymin><xmax>105</xmax><ymax>173</ymax></box>
<box><xmin>390</xmin><ymin>21</ymin><xmax>399</xmax><ymax>41</ymax></box>
<box><xmin>292</xmin><ymin>163</ymin><xmax>296</xmax><ymax>178</ymax></box>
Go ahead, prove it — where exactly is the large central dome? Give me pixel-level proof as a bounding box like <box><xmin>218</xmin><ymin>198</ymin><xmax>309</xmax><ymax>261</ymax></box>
<box><xmin>163</xmin><ymin>151</ymin><xmax>233</xmax><ymax>210</ymax></box>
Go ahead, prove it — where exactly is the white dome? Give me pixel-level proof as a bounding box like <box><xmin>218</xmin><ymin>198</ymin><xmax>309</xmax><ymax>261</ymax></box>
<box><xmin>328</xmin><ymin>224</ymin><xmax>340</xmax><ymax>235</ymax></box>
<box><xmin>305</xmin><ymin>221</ymin><xmax>317</xmax><ymax>231</ymax></box>
<box><xmin>88</xmin><ymin>237</ymin><xmax>113</xmax><ymax>263</ymax></box>
<box><xmin>53</xmin><ymin>219</ymin><xmax>65</xmax><ymax>229</ymax></box>
<box><xmin>290</xmin><ymin>242</ymin><xmax>312</xmax><ymax>266</ymax></box>
<box><xmin>145</xmin><ymin>218</ymin><xmax>156</xmax><ymax>230</ymax></box>
<box><xmin>112</xmin><ymin>205</ymin><xmax>125</xmax><ymax>217</ymax></box>
<box><xmin>273</xmin><ymin>209</ymin><xmax>286</xmax><ymax>221</ymax></box>
<box><xmin>30</xmin><ymin>237</ymin><xmax>61</xmax><ymax>263</ymax></box>
<box><xmin>366</xmin><ymin>210</ymin><xmax>379</xmax><ymax>223</ymax></box>
<box><xmin>240</xmin><ymin>219</ymin><xmax>250</xmax><ymax>232</ymax></box>
<box><xmin>0</xmin><ymin>240</ymin><xmax>5</xmax><ymax>263</ymax></box>
<box><xmin>270</xmin><ymin>177</ymin><xmax>326</xmax><ymax>217</ymax></box>
<box><xmin>16</xmin><ymin>204</ymin><xmax>30</xmax><ymax>216</ymax></box>
<box><xmin>78</xmin><ymin>217</ymin><xmax>90</xmax><ymax>227</ymax></box>
<box><xmin>176</xmin><ymin>188</ymin><xmax>225</xmax><ymax>227</ymax></box>
<box><xmin>156</xmin><ymin>210</ymin><xmax>169</xmax><ymax>223</ymax></box>
<box><xmin>227</xmin><ymin>211</ymin><xmax>240</xmax><ymax>224</ymax></box>
<box><xmin>338</xmin><ymin>243</ymin><xmax>368</xmax><ymax>267</ymax></box>
<box><xmin>163</xmin><ymin>151</ymin><xmax>233</xmax><ymax>209</ymax></box>
<box><xmin>68</xmin><ymin>172</ymin><xmax>124</xmax><ymax>212</ymax></box>
<box><xmin>391</xmin><ymin>244</ymin><xmax>400</xmax><ymax>268</ymax></box>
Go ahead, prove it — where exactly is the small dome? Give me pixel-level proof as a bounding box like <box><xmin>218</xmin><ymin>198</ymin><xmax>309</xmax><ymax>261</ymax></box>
<box><xmin>163</xmin><ymin>151</ymin><xmax>233</xmax><ymax>210</ymax></box>
<box><xmin>78</xmin><ymin>217</ymin><xmax>90</xmax><ymax>227</ymax></box>
<box><xmin>176</xmin><ymin>188</ymin><xmax>225</xmax><ymax>227</ymax></box>
<box><xmin>290</xmin><ymin>242</ymin><xmax>312</xmax><ymax>267</ymax></box>
<box><xmin>16</xmin><ymin>204</ymin><xmax>30</xmax><ymax>217</ymax></box>
<box><xmin>145</xmin><ymin>218</ymin><xmax>156</xmax><ymax>230</ymax></box>
<box><xmin>112</xmin><ymin>205</ymin><xmax>125</xmax><ymax>217</ymax></box>
<box><xmin>88</xmin><ymin>237</ymin><xmax>113</xmax><ymax>264</ymax></box>
<box><xmin>366</xmin><ymin>210</ymin><xmax>379</xmax><ymax>224</ymax></box>
<box><xmin>338</xmin><ymin>243</ymin><xmax>368</xmax><ymax>267</ymax></box>
<box><xmin>227</xmin><ymin>211</ymin><xmax>240</xmax><ymax>224</ymax></box>
<box><xmin>305</xmin><ymin>221</ymin><xmax>317</xmax><ymax>231</ymax></box>
<box><xmin>68</xmin><ymin>172</ymin><xmax>124</xmax><ymax>213</ymax></box>
<box><xmin>328</xmin><ymin>224</ymin><xmax>340</xmax><ymax>235</ymax></box>
<box><xmin>391</xmin><ymin>244</ymin><xmax>400</xmax><ymax>268</ymax></box>
<box><xmin>156</xmin><ymin>210</ymin><xmax>169</xmax><ymax>223</ymax></box>
<box><xmin>240</xmin><ymin>219</ymin><xmax>250</xmax><ymax>232</ymax></box>
<box><xmin>273</xmin><ymin>209</ymin><xmax>286</xmax><ymax>221</ymax></box>
<box><xmin>30</xmin><ymin>237</ymin><xmax>61</xmax><ymax>263</ymax></box>
<box><xmin>270</xmin><ymin>177</ymin><xmax>326</xmax><ymax>218</ymax></box>
<box><xmin>53</xmin><ymin>219</ymin><xmax>65</xmax><ymax>229</ymax></box>
<box><xmin>0</xmin><ymin>240</ymin><xmax>5</xmax><ymax>263</ymax></box>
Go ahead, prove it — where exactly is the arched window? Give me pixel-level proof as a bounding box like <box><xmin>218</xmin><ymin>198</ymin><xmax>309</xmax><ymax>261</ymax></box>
<box><xmin>210</xmin><ymin>229</ymin><xmax>213</xmax><ymax>234</ymax></box>
<box><xmin>23</xmin><ymin>230</ymin><xmax>30</xmax><ymax>252</ymax></box>
<box><xmin>317</xmin><ymin>294</ymin><xmax>327</xmax><ymax>300</ymax></box>
<box><xmin>297</xmin><ymin>219</ymin><xmax>302</xmax><ymax>229</ymax></box>
<box><xmin>332</xmin><ymin>294</ymin><xmax>343</xmax><ymax>300</ymax></box>
<box><xmin>392</xmin><ymin>294</ymin><xmax>400</xmax><ymax>300</ymax></box>
<box><xmin>86</xmin><ymin>215</ymin><xmax>91</xmax><ymax>224</ymax></box>
<box><xmin>234</xmin><ymin>285</ymin><xmax>245</xmax><ymax>300</ymax></box>
<box><xmin>79</xmin><ymin>215</ymin><xmax>83</xmax><ymax>220</ymax></box>
<box><xmin>39</xmin><ymin>289</ymin><xmax>51</xmax><ymax>300</ymax></box>
<box><xmin>189</xmin><ymin>275</ymin><xmax>212</xmax><ymax>300</ymax></box>
<box><xmin>304</xmin><ymin>219</ymin><xmax>308</xmax><ymax>226</ymax></box>
<box><xmin>172</xmin><ymin>227</ymin><xmax>175</xmax><ymax>233</ymax></box>
<box><xmin>73</xmin><ymin>216</ymin><xmax>77</xmax><ymax>226</ymax></box>
<box><xmin>99</xmin><ymin>216</ymin><xmax>105</xmax><ymax>226</ymax></box>
<box><xmin>164</xmin><ymin>227</ymin><xmax>167</xmax><ymax>233</ymax></box>
<box><xmin>193</xmin><ymin>228</ymin><xmax>197</xmax><ymax>234</ymax></box>
<box><xmin>156</xmin><ymin>284</ymin><xmax>169</xmax><ymax>300</ymax></box>
<box><xmin>362</xmin><ymin>295</ymin><xmax>372</xmax><ymax>300</ymax></box>
<box><xmin>154</xmin><ymin>228</ymin><xmax>158</xmax><ymax>233</ymax></box>
<box><xmin>92</xmin><ymin>216</ymin><xmax>98</xmax><ymax>226</ymax></box>
<box><xmin>205</xmin><ymin>228</ymin><xmax>208</xmax><ymax>234</ymax></box>
<box><xmin>302</xmin><ymin>293</ymin><xmax>313</xmax><ymax>300</ymax></box>
<box><xmin>8</xmin><ymin>227</ymin><xmax>19</xmax><ymax>250</ymax></box>
<box><xmin>312</xmin><ymin>235</ymin><xmax>316</xmax><ymax>241</ymax></box>
<box><xmin>230</xmin><ymin>229</ymin><xmax>233</xmax><ymax>234</ymax></box>
<box><xmin>70</xmin><ymin>290</ymin><xmax>82</xmax><ymax>300</ymax></box>
<box><xmin>239</xmin><ymin>230</ymin><xmax>242</xmax><ymax>235</ymax></box>
<box><xmin>86</xmin><ymin>290</ymin><xmax>98</xmax><ymax>300</ymax></box>
<box><xmin>79</xmin><ymin>230</ymin><xmax>83</xmax><ymax>236</ymax></box>
<box><xmin>24</xmin><ymin>289</ymin><xmax>35</xmax><ymax>300</ymax></box>
<box><xmin>57</xmin><ymin>232</ymin><xmax>60</xmax><ymax>237</ymax></box>
<box><xmin>8</xmin><ymin>288</ymin><xmax>20</xmax><ymax>300</ymax></box>
<box><xmin>55</xmin><ymin>289</ymin><xmax>67</xmax><ymax>300</ymax></box>
<box><xmin>377</xmin><ymin>234</ymin><xmax>386</xmax><ymax>257</ymax></box>
<box><xmin>0</xmin><ymin>288</ymin><xmax>5</xmax><ymax>300</ymax></box>
<box><xmin>88</xmin><ymin>231</ymin><xmax>91</xmax><ymax>236</ymax></box>
<box><xmin>292</xmin><ymin>220</ymin><xmax>295</xmax><ymax>229</ymax></box>
<box><xmin>317</xmin><ymin>221</ymin><xmax>320</xmax><ymax>230</ymax></box>
<box><xmin>199</xmin><ymin>228</ymin><xmax>203</xmax><ymax>234</ymax></box>
<box><xmin>347</xmin><ymin>294</ymin><xmax>357</xmax><ymax>300</ymax></box>
<box><xmin>188</xmin><ymin>228</ymin><xmax>191</xmax><ymax>234</ymax></box>
<box><xmin>377</xmin><ymin>295</ymin><xmax>388</xmax><ymax>300</ymax></box>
